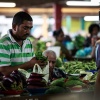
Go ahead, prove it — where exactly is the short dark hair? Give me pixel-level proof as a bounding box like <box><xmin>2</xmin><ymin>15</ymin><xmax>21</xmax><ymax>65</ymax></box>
<box><xmin>53</xmin><ymin>28</ymin><xmax>63</xmax><ymax>38</ymax></box>
<box><xmin>12</xmin><ymin>11</ymin><xmax>33</xmax><ymax>25</ymax></box>
<box><xmin>53</xmin><ymin>30</ymin><xmax>57</xmax><ymax>37</ymax></box>
<box><xmin>88</xmin><ymin>23</ymin><xmax>100</xmax><ymax>34</ymax></box>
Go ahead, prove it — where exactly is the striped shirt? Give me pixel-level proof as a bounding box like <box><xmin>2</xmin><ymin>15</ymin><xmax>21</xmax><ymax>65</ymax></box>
<box><xmin>0</xmin><ymin>29</ymin><xmax>34</xmax><ymax>67</ymax></box>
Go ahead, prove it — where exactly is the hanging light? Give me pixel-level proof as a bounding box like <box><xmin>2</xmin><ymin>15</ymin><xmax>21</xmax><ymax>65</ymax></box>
<box><xmin>66</xmin><ymin>1</ymin><xmax>99</xmax><ymax>6</ymax></box>
<box><xmin>84</xmin><ymin>16</ymin><xmax>99</xmax><ymax>21</ymax></box>
<box><xmin>0</xmin><ymin>2</ymin><xmax>16</xmax><ymax>7</ymax></box>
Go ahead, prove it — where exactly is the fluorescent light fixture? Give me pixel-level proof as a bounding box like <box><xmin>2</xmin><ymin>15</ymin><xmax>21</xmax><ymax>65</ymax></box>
<box><xmin>0</xmin><ymin>2</ymin><xmax>16</xmax><ymax>7</ymax></box>
<box><xmin>84</xmin><ymin>16</ymin><xmax>99</xmax><ymax>21</ymax></box>
<box><xmin>66</xmin><ymin>1</ymin><xmax>99</xmax><ymax>6</ymax></box>
<box><xmin>91</xmin><ymin>0</ymin><xmax>100</xmax><ymax>2</ymax></box>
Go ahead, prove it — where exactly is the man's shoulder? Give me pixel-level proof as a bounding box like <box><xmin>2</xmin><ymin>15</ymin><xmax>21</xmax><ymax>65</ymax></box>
<box><xmin>26</xmin><ymin>38</ymin><xmax>32</xmax><ymax>44</ymax></box>
<box><xmin>0</xmin><ymin>34</ymin><xmax>10</xmax><ymax>43</ymax></box>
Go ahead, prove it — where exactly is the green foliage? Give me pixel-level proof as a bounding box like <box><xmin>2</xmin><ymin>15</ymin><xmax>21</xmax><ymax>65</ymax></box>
<box><xmin>35</xmin><ymin>51</ymin><xmax>47</xmax><ymax>62</ymax></box>
<box><xmin>74</xmin><ymin>35</ymin><xmax>85</xmax><ymax>49</ymax></box>
<box><xmin>68</xmin><ymin>76</ymin><xmax>80</xmax><ymax>80</ymax></box>
<box><xmin>45</xmin><ymin>86</ymin><xmax>68</xmax><ymax>94</ymax></box>
<box><xmin>65</xmin><ymin>80</ymin><xmax>84</xmax><ymax>87</ymax></box>
<box><xmin>64</xmin><ymin>61</ymin><xmax>96</xmax><ymax>74</ymax></box>
<box><xmin>50</xmin><ymin>78</ymin><xmax>66</xmax><ymax>88</ymax></box>
<box><xmin>55</xmin><ymin>57</ymin><xmax>63</xmax><ymax>68</ymax></box>
<box><xmin>35</xmin><ymin>41</ymin><xmax>46</xmax><ymax>52</ymax></box>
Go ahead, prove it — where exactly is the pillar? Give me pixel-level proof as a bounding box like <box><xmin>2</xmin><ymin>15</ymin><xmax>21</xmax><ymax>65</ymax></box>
<box><xmin>53</xmin><ymin>3</ymin><xmax>62</xmax><ymax>30</ymax></box>
<box><xmin>66</xmin><ymin>16</ymin><xmax>71</xmax><ymax>32</ymax></box>
<box><xmin>80</xmin><ymin>17</ymin><xmax>85</xmax><ymax>30</ymax></box>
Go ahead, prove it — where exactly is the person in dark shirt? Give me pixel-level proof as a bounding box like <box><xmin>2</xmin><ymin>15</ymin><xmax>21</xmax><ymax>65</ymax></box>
<box><xmin>43</xmin><ymin>50</ymin><xmax>66</xmax><ymax>82</ymax></box>
<box><xmin>84</xmin><ymin>23</ymin><xmax>100</xmax><ymax>47</ymax></box>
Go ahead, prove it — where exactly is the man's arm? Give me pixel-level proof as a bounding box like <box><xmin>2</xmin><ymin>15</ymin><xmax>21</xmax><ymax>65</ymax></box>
<box><xmin>0</xmin><ymin>57</ymin><xmax>46</xmax><ymax>76</ymax></box>
<box><xmin>94</xmin><ymin>43</ymin><xmax>100</xmax><ymax>100</ymax></box>
<box><xmin>91</xmin><ymin>40</ymin><xmax>100</xmax><ymax>58</ymax></box>
<box><xmin>94</xmin><ymin>70</ymin><xmax>100</xmax><ymax>100</ymax></box>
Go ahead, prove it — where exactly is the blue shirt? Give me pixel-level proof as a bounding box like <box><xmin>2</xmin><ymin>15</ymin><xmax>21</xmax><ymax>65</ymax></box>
<box><xmin>96</xmin><ymin>44</ymin><xmax>100</xmax><ymax>70</ymax></box>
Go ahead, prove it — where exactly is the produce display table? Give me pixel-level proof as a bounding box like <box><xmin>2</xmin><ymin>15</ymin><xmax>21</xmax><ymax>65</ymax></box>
<box><xmin>0</xmin><ymin>91</ymin><xmax>94</xmax><ymax>100</ymax></box>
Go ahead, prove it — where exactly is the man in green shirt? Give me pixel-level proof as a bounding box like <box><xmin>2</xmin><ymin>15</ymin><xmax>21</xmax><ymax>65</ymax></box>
<box><xmin>0</xmin><ymin>11</ymin><xmax>46</xmax><ymax>75</ymax></box>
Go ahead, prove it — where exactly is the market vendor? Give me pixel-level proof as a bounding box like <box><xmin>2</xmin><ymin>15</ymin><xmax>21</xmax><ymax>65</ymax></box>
<box><xmin>43</xmin><ymin>50</ymin><xmax>66</xmax><ymax>82</ymax></box>
<box><xmin>0</xmin><ymin>11</ymin><xmax>46</xmax><ymax>76</ymax></box>
<box><xmin>53</xmin><ymin>28</ymin><xmax>73</xmax><ymax>61</ymax></box>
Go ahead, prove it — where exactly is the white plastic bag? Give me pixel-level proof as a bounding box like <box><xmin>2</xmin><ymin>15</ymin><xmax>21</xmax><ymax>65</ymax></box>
<box><xmin>33</xmin><ymin>64</ymin><xmax>43</xmax><ymax>74</ymax></box>
<box><xmin>33</xmin><ymin>62</ymin><xmax>49</xmax><ymax>82</ymax></box>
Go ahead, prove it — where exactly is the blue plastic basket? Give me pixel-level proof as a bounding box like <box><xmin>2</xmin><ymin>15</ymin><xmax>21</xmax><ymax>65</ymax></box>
<box><xmin>86</xmin><ymin>70</ymin><xmax>97</xmax><ymax>74</ymax></box>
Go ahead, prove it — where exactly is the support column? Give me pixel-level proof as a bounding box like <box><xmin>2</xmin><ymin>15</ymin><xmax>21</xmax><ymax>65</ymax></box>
<box><xmin>66</xmin><ymin>16</ymin><xmax>71</xmax><ymax>32</ymax></box>
<box><xmin>22</xmin><ymin>7</ymin><xmax>29</xmax><ymax>14</ymax></box>
<box><xmin>80</xmin><ymin>17</ymin><xmax>85</xmax><ymax>30</ymax></box>
<box><xmin>53</xmin><ymin>3</ymin><xmax>62</xmax><ymax>30</ymax></box>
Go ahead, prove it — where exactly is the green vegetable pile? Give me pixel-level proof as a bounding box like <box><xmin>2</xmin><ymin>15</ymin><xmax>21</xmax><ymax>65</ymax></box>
<box><xmin>50</xmin><ymin>78</ymin><xmax>66</xmax><ymax>88</ymax></box>
<box><xmin>65</xmin><ymin>76</ymin><xmax>84</xmax><ymax>87</ymax></box>
<box><xmin>73</xmin><ymin>35</ymin><xmax>85</xmax><ymax>49</ymax></box>
<box><xmin>45</xmin><ymin>78</ymin><xmax>71</xmax><ymax>94</ymax></box>
<box><xmin>63</xmin><ymin>60</ymin><xmax>96</xmax><ymax>74</ymax></box>
<box><xmin>45</xmin><ymin>86</ymin><xmax>69</xmax><ymax>94</ymax></box>
<box><xmin>55</xmin><ymin>57</ymin><xmax>65</xmax><ymax>71</ymax></box>
<box><xmin>35</xmin><ymin>51</ymin><xmax>47</xmax><ymax>62</ymax></box>
<box><xmin>35</xmin><ymin>41</ymin><xmax>46</xmax><ymax>52</ymax></box>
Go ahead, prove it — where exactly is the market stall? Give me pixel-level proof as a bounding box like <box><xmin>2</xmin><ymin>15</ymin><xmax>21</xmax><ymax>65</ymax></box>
<box><xmin>0</xmin><ymin>53</ymin><xmax>97</xmax><ymax>100</ymax></box>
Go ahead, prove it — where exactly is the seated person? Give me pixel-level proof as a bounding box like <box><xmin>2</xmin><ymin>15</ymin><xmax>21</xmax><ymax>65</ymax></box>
<box><xmin>43</xmin><ymin>50</ymin><xmax>66</xmax><ymax>82</ymax></box>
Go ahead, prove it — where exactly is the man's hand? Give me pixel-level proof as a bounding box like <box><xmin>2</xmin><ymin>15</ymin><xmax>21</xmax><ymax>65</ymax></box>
<box><xmin>30</xmin><ymin>57</ymin><xmax>47</xmax><ymax>69</ymax></box>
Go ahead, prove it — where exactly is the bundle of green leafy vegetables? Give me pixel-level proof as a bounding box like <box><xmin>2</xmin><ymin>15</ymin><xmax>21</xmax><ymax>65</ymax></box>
<box><xmin>35</xmin><ymin>51</ymin><xmax>47</xmax><ymax>62</ymax></box>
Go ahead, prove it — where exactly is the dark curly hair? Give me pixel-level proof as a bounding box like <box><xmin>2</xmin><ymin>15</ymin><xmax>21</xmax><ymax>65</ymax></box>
<box><xmin>88</xmin><ymin>23</ymin><xmax>100</xmax><ymax>35</ymax></box>
<box><xmin>53</xmin><ymin>28</ymin><xmax>63</xmax><ymax>38</ymax></box>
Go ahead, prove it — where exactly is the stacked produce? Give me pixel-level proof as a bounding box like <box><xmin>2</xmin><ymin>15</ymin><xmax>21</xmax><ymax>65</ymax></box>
<box><xmin>63</xmin><ymin>61</ymin><xmax>97</xmax><ymax>83</ymax></box>
<box><xmin>54</xmin><ymin>59</ymin><xmax>97</xmax><ymax>92</ymax></box>
<box><xmin>64</xmin><ymin>76</ymin><xmax>87</xmax><ymax>91</ymax></box>
<box><xmin>27</xmin><ymin>73</ymin><xmax>47</xmax><ymax>88</ymax></box>
<box><xmin>55</xmin><ymin>58</ymin><xmax>97</xmax><ymax>80</ymax></box>
<box><xmin>55</xmin><ymin>58</ymin><xmax>97</xmax><ymax>74</ymax></box>
<box><xmin>0</xmin><ymin>70</ymin><xmax>26</xmax><ymax>92</ymax></box>
<box><xmin>45</xmin><ymin>78</ymin><xmax>70</xmax><ymax>94</ymax></box>
<box><xmin>63</xmin><ymin>60</ymin><xmax>96</xmax><ymax>74</ymax></box>
<box><xmin>45</xmin><ymin>76</ymin><xmax>87</xmax><ymax>94</ymax></box>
